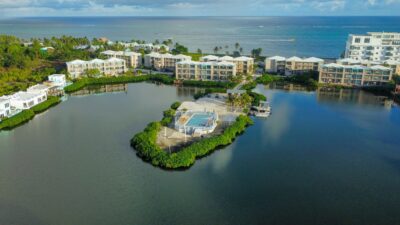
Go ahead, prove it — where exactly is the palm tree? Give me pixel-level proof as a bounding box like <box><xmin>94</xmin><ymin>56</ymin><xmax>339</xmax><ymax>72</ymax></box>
<box><xmin>239</xmin><ymin>47</ymin><xmax>243</xmax><ymax>54</ymax></box>
<box><xmin>214</xmin><ymin>46</ymin><xmax>219</xmax><ymax>54</ymax></box>
<box><xmin>235</xmin><ymin>42</ymin><xmax>240</xmax><ymax>50</ymax></box>
<box><xmin>197</xmin><ymin>48</ymin><xmax>202</xmax><ymax>55</ymax></box>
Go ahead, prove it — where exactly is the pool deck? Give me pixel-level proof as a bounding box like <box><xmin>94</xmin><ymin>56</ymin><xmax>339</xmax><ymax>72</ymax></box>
<box><xmin>157</xmin><ymin>95</ymin><xmax>244</xmax><ymax>151</ymax></box>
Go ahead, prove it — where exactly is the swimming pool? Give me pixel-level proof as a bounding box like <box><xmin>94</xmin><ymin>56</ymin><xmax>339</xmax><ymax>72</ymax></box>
<box><xmin>175</xmin><ymin>111</ymin><xmax>218</xmax><ymax>135</ymax></box>
<box><xmin>186</xmin><ymin>113</ymin><xmax>214</xmax><ymax>127</ymax></box>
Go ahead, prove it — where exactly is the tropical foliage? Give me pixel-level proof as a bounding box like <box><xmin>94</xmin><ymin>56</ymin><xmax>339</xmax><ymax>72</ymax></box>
<box><xmin>0</xmin><ymin>96</ymin><xmax>60</xmax><ymax>130</ymax></box>
<box><xmin>64</xmin><ymin>74</ymin><xmax>175</xmax><ymax>93</ymax></box>
<box><xmin>131</xmin><ymin>107</ymin><xmax>253</xmax><ymax>169</ymax></box>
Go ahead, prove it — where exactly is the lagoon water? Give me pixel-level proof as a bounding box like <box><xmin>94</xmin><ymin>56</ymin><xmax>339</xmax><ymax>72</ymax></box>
<box><xmin>1</xmin><ymin>16</ymin><xmax>400</xmax><ymax>57</ymax></box>
<box><xmin>1</xmin><ymin>82</ymin><xmax>400</xmax><ymax>225</ymax></box>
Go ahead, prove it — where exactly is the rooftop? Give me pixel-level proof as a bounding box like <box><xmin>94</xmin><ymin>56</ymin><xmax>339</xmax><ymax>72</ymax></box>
<box><xmin>12</xmin><ymin>91</ymin><xmax>44</xmax><ymax>101</ymax></box>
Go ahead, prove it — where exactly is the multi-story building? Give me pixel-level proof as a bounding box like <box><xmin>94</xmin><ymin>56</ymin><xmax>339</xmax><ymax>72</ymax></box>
<box><xmin>319</xmin><ymin>63</ymin><xmax>392</xmax><ymax>86</ymax></box>
<box><xmin>345</xmin><ymin>32</ymin><xmax>400</xmax><ymax>61</ymax></box>
<box><xmin>119</xmin><ymin>42</ymin><xmax>170</xmax><ymax>52</ymax></box>
<box><xmin>0</xmin><ymin>96</ymin><xmax>11</xmax><ymax>120</ymax></box>
<box><xmin>66</xmin><ymin>58</ymin><xmax>127</xmax><ymax>79</ymax></box>
<box><xmin>144</xmin><ymin>53</ymin><xmax>191</xmax><ymax>72</ymax></box>
<box><xmin>175</xmin><ymin>61</ymin><xmax>236</xmax><ymax>81</ymax></box>
<box><xmin>10</xmin><ymin>91</ymin><xmax>47</xmax><ymax>110</ymax></box>
<box><xmin>265</xmin><ymin>56</ymin><xmax>324</xmax><ymax>75</ymax></box>
<box><xmin>200</xmin><ymin>55</ymin><xmax>254</xmax><ymax>75</ymax></box>
<box><xmin>384</xmin><ymin>60</ymin><xmax>400</xmax><ymax>75</ymax></box>
<box><xmin>101</xmin><ymin>50</ymin><xmax>142</xmax><ymax>68</ymax></box>
<box><xmin>48</xmin><ymin>74</ymin><xmax>67</xmax><ymax>87</ymax></box>
<box><xmin>337</xmin><ymin>58</ymin><xmax>400</xmax><ymax>75</ymax></box>
<box><xmin>265</xmin><ymin>56</ymin><xmax>287</xmax><ymax>74</ymax></box>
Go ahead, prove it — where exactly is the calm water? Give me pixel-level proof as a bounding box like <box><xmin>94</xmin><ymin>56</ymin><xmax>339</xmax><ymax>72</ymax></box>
<box><xmin>1</xmin><ymin>17</ymin><xmax>400</xmax><ymax>57</ymax></box>
<box><xmin>0</xmin><ymin>82</ymin><xmax>400</xmax><ymax>225</ymax></box>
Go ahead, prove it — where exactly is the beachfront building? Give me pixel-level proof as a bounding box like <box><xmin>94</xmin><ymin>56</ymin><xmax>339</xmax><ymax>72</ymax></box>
<box><xmin>175</xmin><ymin>61</ymin><xmax>236</xmax><ymax>81</ymax></box>
<box><xmin>265</xmin><ymin>56</ymin><xmax>287</xmax><ymax>74</ymax></box>
<box><xmin>10</xmin><ymin>91</ymin><xmax>47</xmax><ymax>110</ymax></box>
<box><xmin>384</xmin><ymin>60</ymin><xmax>400</xmax><ymax>75</ymax></box>
<box><xmin>144</xmin><ymin>52</ymin><xmax>191</xmax><ymax>72</ymax></box>
<box><xmin>101</xmin><ymin>50</ymin><xmax>142</xmax><ymax>68</ymax></box>
<box><xmin>265</xmin><ymin>56</ymin><xmax>324</xmax><ymax>75</ymax></box>
<box><xmin>337</xmin><ymin>58</ymin><xmax>400</xmax><ymax>75</ymax></box>
<box><xmin>345</xmin><ymin>32</ymin><xmax>400</xmax><ymax>61</ymax></box>
<box><xmin>27</xmin><ymin>84</ymin><xmax>50</xmax><ymax>95</ymax></box>
<box><xmin>48</xmin><ymin>74</ymin><xmax>67</xmax><ymax>87</ymax></box>
<box><xmin>119</xmin><ymin>42</ymin><xmax>170</xmax><ymax>52</ymax></box>
<box><xmin>66</xmin><ymin>58</ymin><xmax>127</xmax><ymax>79</ymax></box>
<box><xmin>0</xmin><ymin>96</ymin><xmax>11</xmax><ymax>120</ymax></box>
<box><xmin>200</xmin><ymin>55</ymin><xmax>254</xmax><ymax>75</ymax></box>
<box><xmin>319</xmin><ymin>63</ymin><xmax>392</xmax><ymax>86</ymax></box>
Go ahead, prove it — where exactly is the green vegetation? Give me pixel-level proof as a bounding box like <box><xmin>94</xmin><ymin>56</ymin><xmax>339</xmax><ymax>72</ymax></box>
<box><xmin>0</xmin><ymin>35</ymin><xmax>98</xmax><ymax>96</ymax></box>
<box><xmin>183</xmin><ymin>52</ymin><xmax>202</xmax><ymax>61</ymax></box>
<box><xmin>170</xmin><ymin>102</ymin><xmax>181</xmax><ymax>110</ymax></box>
<box><xmin>0</xmin><ymin>96</ymin><xmax>61</xmax><ymax>130</ymax></box>
<box><xmin>160</xmin><ymin>102</ymin><xmax>180</xmax><ymax>126</ymax></box>
<box><xmin>131</xmin><ymin>104</ymin><xmax>253</xmax><ymax>169</ymax></box>
<box><xmin>0</xmin><ymin>110</ymin><xmax>35</xmax><ymax>130</ymax></box>
<box><xmin>226</xmin><ymin>92</ymin><xmax>253</xmax><ymax>110</ymax></box>
<box><xmin>241</xmin><ymin>81</ymin><xmax>267</xmax><ymax>106</ymax></box>
<box><xmin>31</xmin><ymin>96</ymin><xmax>61</xmax><ymax>114</ymax></box>
<box><xmin>171</xmin><ymin>43</ymin><xmax>188</xmax><ymax>54</ymax></box>
<box><xmin>284</xmin><ymin>73</ymin><xmax>319</xmax><ymax>90</ymax></box>
<box><xmin>256</xmin><ymin>74</ymin><xmax>283</xmax><ymax>84</ymax></box>
<box><xmin>64</xmin><ymin>74</ymin><xmax>175</xmax><ymax>93</ymax></box>
<box><xmin>193</xmin><ymin>88</ymin><xmax>227</xmax><ymax>100</ymax></box>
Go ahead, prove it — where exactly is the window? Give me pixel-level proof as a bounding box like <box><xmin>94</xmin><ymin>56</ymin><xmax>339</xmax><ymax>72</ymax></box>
<box><xmin>364</xmin><ymin>38</ymin><xmax>370</xmax><ymax>44</ymax></box>
<box><xmin>355</xmin><ymin>38</ymin><xmax>361</xmax><ymax>43</ymax></box>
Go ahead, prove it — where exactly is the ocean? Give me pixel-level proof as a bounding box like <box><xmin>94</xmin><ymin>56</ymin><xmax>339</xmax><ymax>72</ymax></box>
<box><xmin>1</xmin><ymin>16</ymin><xmax>400</xmax><ymax>58</ymax></box>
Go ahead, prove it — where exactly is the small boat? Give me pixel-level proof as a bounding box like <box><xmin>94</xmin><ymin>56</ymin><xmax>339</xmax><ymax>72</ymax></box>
<box><xmin>250</xmin><ymin>101</ymin><xmax>271</xmax><ymax>118</ymax></box>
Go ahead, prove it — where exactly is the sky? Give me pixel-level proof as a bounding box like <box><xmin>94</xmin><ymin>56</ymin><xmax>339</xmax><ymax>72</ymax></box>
<box><xmin>0</xmin><ymin>0</ymin><xmax>400</xmax><ymax>17</ymax></box>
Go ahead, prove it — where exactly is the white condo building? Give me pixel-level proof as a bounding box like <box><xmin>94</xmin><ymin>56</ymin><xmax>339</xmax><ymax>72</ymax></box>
<box><xmin>10</xmin><ymin>91</ymin><xmax>47</xmax><ymax>110</ymax></box>
<box><xmin>0</xmin><ymin>96</ymin><xmax>11</xmax><ymax>120</ymax></box>
<box><xmin>319</xmin><ymin>63</ymin><xmax>392</xmax><ymax>86</ymax></box>
<box><xmin>337</xmin><ymin>58</ymin><xmax>400</xmax><ymax>75</ymax></box>
<box><xmin>66</xmin><ymin>58</ymin><xmax>127</xmax><ymax>79</ymax></box>
<box><xmin>176</xmin><ymin>61</ymin><xmax>236</xmax><ymax>81</ymax></box>
<box><xmin>200</xmin><ymin>55</ymin><xmax>254</xmax><ymax>75</ymax></box>
<box><xmin>345</xmin><ymin>32</ymin><xmax>400</xmax><ymax>61</ymax></box>
<box><xmin>265</xmin><ymin>56</ymin><xmax>324</xmax><ymax>75</ymax></box>
<box><xmin>144</xmin><ymin>52</ymin><xmax>191</xmax><ymax>72</ymax></box>
<box><xmin>48</xmin><ymin>74</ymin><xmax>67</xmax><ymax>87</ymax></box>
<box><xmin>101</xmin><ymin>50</ymin><xmax>142</xmax><ymax>68</ymax></box>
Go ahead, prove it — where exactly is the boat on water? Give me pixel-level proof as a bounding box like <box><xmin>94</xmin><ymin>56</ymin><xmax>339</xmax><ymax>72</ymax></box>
<box><xmin>250</xmin><ymin>101</ymin><xmax>271</xmax><ymax>118</ymax></box>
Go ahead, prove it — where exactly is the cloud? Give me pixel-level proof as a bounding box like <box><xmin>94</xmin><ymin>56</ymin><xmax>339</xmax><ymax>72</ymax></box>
<box><xmin>0</xmin><ymin>0</ymin><xmax>399</xmax><ymax>16</ymax></box>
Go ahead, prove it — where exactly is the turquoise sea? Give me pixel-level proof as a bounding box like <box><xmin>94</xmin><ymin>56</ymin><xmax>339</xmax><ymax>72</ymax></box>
<box><xmin>1</xmin><ymin>16</ymin><xmax>400</xmax><ymax>57</ymax></box>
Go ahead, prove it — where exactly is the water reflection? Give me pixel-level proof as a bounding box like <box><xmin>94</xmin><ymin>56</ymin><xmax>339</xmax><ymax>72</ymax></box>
<box><xmin>262</xmin><ymin>101</ymin><xmax>293</xmax><ymax>144</ymax></box>
<box><xmin>205</xmin><ymin>142</ymin><xmax>236</xmax><ymax>173</ymax></box>
<box><xmin>316</xmin><ymin>87</ymin><xmax>393</xmax><ymax>108</ymax></box>
<box><xmin>69</xmin><ymin>84</ymin><xmax>128</xmax><ymax>96</ymax></box>
<box><xmin>176</xmin><ymin>86</ymin><xmax>204</xmax><ymax>98</ymax></box>
<box><xmin>264</xmin><ymin>82</ymin><xmax>311</xmax><ymax>92</ymax></box>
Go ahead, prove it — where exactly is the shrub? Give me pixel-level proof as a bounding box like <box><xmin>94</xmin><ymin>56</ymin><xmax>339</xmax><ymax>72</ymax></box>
<box><xmin>130</xmin><ymin>103</ymin><xmax>254</xmax><ymax>169</ymax></box>
<box><xmin>256</xmin><ymin>74</ymin><xmax>282</xmax><ymax>84</ymax></box>
<box><xmin>0</xmin><ymin>96</ymin><xmax>61</xmax><ymax>131</ymax></box>
<box><xmin>31</xmin><ymin>96</ymin><xmax>61</xmax><ymax>114</ymax></box>
<box><xmin>0</xmin><ymin>110</ymin><xmax>35</xmax><ymax>130</ymax></box>
<box><xmin>64</xmin><ymin>74</ymin><xmax>175</xmax><ymax>93</ymax></box>
<box><xmin>170</xmin><ymin>102</ymin><xmax>181</xmax><ymax>110</ymax></box>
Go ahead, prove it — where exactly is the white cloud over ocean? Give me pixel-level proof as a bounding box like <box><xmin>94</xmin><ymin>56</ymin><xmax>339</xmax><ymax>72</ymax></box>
<box><xmin>0</xmin><ymin>0</ymin><xmax>399</xmax><ymax>17</ymax></box>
